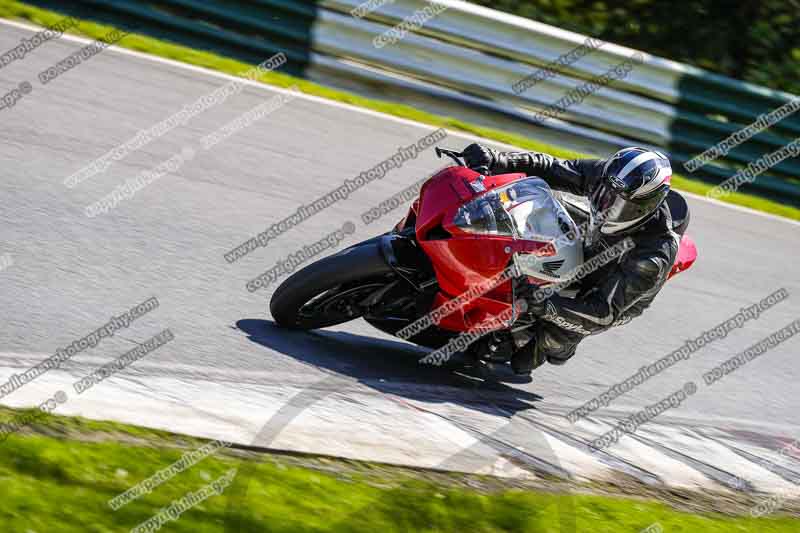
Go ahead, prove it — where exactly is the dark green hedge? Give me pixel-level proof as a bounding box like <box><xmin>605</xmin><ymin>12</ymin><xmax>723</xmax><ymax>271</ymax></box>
<box><xmin>467</xmin><ymin>0</ymin><xmax>800</xmax><ymax>95</ymax></box>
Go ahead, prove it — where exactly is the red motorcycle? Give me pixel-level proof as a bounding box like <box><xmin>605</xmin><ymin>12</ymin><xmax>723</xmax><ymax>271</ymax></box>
<box><xmin>270</xmin><ymin>147</ymin><xmax>698</xmax><ymax>369</ymax></box>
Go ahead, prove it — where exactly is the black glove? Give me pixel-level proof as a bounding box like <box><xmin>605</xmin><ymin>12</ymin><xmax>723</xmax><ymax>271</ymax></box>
<box><xmin>465</xmin><ymin>146</ymin><xmax>559</xmax><ymax>178</ymax></box>
<box><xmin>462</xmin><ymin>143</ymin><xmax>497</xmax><ymax>174</ymax></box>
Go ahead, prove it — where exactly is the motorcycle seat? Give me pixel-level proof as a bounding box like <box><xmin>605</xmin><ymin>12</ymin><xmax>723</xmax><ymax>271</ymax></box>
<box><xmin>665</xmin><ymin>190</ymin><xmax>690</xmax><ymax>236</ymax></box>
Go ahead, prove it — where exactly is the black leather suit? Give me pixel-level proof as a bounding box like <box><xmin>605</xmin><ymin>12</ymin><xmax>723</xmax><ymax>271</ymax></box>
<box><xmin>492</xmin><ymin>152</ymin><xmax>681</xmax><ymax>372</ymax></box>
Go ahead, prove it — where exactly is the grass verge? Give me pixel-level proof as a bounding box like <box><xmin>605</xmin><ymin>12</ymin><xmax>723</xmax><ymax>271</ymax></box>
<box><xmin>0</xmin><ymin>405</ymin><xmax>798</xmax><ymax>532</ymax></box>
<box><xmin>1</xmin><ymin>1</ymin><xmax>799</xmax><ymax>222</ymax></box>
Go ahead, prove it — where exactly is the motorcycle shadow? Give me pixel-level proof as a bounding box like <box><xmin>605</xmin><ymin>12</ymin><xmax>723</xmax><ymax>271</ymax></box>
<box><xmin>235</xmin><ymin>319</ymin><xmax>544</xmax><ymax>418</ymax></box>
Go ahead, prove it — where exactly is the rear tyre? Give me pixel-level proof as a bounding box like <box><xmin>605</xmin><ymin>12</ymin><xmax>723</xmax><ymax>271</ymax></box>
<box><xmin>269</xmin><ymin>241</ymin><xmax>394</xmax><ymax>330</ymax></box>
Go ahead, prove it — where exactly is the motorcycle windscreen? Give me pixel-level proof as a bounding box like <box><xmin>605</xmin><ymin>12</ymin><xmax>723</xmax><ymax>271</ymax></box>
<box><xmin>453</xmin><ymin>178</ymin><xmax>583</xmax><ymax>282</ymax></box>
<box><xmin>509</xmin><ymin>181</ymin><xmax>584</xmax><ymax>283</ymax></box>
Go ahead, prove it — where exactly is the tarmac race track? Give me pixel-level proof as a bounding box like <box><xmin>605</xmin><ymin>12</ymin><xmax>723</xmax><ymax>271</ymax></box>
<box><xmin>1</xmin><ymin>20</ymin><xmax>799</xmax><ymax>495</ymax></box>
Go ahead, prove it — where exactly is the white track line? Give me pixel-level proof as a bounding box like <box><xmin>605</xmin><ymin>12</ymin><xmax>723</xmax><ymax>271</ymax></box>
<box><xmin>1</xmin><ymin>17</ymin><xmax>797</xmax><ymax>227</ymax></box>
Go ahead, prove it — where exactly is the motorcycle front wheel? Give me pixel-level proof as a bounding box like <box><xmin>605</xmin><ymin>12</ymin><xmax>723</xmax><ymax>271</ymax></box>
<box><xmin>269</xmin><ymin>240</ymin><xmax>394</xmax><ymax>330</ymax></box>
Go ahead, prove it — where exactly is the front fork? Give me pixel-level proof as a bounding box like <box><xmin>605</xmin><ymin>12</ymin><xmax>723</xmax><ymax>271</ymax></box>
<box><xmin>378</xmin><ymin>231</ymin><xmax>437</xmax><ymax>293</ymax></box>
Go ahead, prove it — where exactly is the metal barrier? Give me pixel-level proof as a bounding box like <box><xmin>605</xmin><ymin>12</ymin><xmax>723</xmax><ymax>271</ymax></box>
<box><xmin>24</xmin><ymin>0</ymin><xmax>800</xmax><ymax>201</ymax></box>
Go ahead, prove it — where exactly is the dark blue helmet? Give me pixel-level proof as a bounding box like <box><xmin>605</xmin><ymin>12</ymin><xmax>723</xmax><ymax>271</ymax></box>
<box><xmin>589</xmin><ymin>147</ymin><xmax>672</xmax><ymax>239</ymax></box>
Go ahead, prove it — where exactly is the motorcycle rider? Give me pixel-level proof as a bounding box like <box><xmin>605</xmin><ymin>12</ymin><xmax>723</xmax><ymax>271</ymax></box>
<box><xmin>462</xmin><ymin>143</ymin><xmax>681</xmax><ymax>375</ymax></box>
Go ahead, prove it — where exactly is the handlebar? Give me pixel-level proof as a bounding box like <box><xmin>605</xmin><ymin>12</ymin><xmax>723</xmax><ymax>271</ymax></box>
<box><xmin>435</xmin><ymin>146</ymin><xmax>490</xmax><ymax>175</ymax></box>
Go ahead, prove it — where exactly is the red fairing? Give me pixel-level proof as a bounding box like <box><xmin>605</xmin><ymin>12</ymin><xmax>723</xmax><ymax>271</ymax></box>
<box><xmin>415</xmin><ymin>166</ymin><xmax>528</xmax><ymax>295</ymax></box>
<box><xmin>413</xmin><ymin>166</ymin><xmax>532</xmax><ymax>332</ymax></box>
<box><xmin>420</xmin><ymin>238</ymin><xmax>513</xmax><ymax>295</ymax></box>
<box><xmin>669</xmin><ymin>234</ymin><xmax>698</xmax><ymax>279</ymax></box>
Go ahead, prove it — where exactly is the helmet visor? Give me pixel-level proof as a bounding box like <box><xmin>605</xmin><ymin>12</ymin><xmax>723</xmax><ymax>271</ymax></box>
<box><xmin>590</xmin><ymin>185</ymin><xmax>663</xmax><ymax>236</ymax></box>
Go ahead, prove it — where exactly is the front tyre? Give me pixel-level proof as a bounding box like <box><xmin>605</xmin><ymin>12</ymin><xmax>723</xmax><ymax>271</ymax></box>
<box><xmin>269</xmin><ymin>241</ymin><xmax>394</xmax><ymax>330</ymax></box>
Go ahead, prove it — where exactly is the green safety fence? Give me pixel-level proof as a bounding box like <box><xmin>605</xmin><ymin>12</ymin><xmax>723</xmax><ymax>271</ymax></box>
<box><xmin>20</xmin><ymin>0</ymin><xmax>800</xmax><ymax>204</ymax></box>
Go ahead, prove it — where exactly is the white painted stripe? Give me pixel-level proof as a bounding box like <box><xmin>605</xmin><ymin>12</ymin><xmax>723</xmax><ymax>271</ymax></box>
<box><xmin>571</xmin><ymin>418</ymin><xmax>716</xmax><ymax>490</ymax></box>
<box><xmin>680</xmin><ymin>189</ymin><xmax>800</xmax><ymax>227</ymax></box>
<box><xmin>636</xmin><ymin>426</ymin><xmax>800</xmax><ymax>494</ymax></box>
<box><xmin>617</xmin><ymin>151</ymin><xmax>658</xmax><ymax>181</ymax></box>
<box><xmin>632</xmin><ymin>165</ymin><xmax>672</xmax><ymax>198</ymax></box>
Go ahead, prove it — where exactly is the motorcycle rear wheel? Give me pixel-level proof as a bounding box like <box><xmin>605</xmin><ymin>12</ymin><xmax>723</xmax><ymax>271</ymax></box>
<box><xmin>269</xmin><ymin>241</ymin><xmax>394</xmax><ymax>330</ymax></box>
